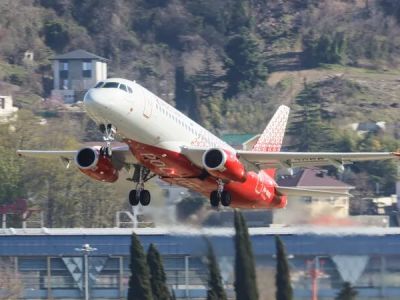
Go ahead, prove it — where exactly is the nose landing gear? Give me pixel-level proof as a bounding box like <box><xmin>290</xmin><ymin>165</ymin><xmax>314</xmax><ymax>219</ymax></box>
<box><xmin>99</xmin><ymin>123</ymin><xmax>116</xmax><ymax>157</ymax></box>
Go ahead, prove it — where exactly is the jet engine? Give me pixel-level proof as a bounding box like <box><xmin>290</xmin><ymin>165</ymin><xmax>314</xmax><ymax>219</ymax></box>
<box><xmin>202</xmin><ymin>148</ymin><xmax>247</xmax><ymax>182</ymax></box>
<box><xmin>75</xmin><ymin>147</ymin><xmax>118</xmax><ymax>182</ymax></box>
<box><xmin>270</xmin><ymin>188</ymin><xmax>287</xmax><ymax>209</ymax></box>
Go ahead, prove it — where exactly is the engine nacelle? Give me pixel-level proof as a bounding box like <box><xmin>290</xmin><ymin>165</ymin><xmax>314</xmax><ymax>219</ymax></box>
<box><xmin>75</xmin><ymin>147</ymin><xmax>118</xmax><ymax>183</ymax></box>
<box><xmin>202</xmin><ymin>148</ymin><xmax>247</xmax><ymax>182</ymax></box>
<box><xmin>270</xmin><ymin>188</ymin><xmax>287</xmax><ymax>209</ymax></box>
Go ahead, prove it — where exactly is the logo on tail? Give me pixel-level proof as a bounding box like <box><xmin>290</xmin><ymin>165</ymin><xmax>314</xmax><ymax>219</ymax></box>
<box><xmin>252</xmin><ymin>105</ymin><xmax>290</xmax><ymax>152</ymax></box>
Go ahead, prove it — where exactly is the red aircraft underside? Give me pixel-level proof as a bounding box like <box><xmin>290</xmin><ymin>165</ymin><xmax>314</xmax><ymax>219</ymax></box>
<box><xmin>126</xmin><ymin>139</ymin><xmax>287</xmax><ymax>209</ymax></box>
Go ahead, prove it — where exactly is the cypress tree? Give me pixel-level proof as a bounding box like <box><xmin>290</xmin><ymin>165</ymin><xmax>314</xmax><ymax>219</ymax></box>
<box><xmin>288</xmin><ymin>84</ymin><xmax>336</xmax><ymax>151</ymax></box>
<box><xmin>234</xmin><ymin>210</ymin><xmax>258</xmax><ymax>300</ymax></box>
<box><xmin>174</xmin><ymin>66</ymin><xmax>187</xmax><ymax>112</ymax></box>
<box><xmin>192</xmin><ymin>50</ymin><xmax>222</xmax><ymax>99</ymax></box>
<box><xmin>335</xmin><ymin>282</ymin><xmax>358</xmax><ymax>300</ymax></box>
<box><xmin>174</xmin><ymin>66</ymin><xmax>201</xmax><ymax>122</ymax></box>
<box><xmin>127</xmin><ymin>233</ymin><xmax>153</xmax><ymax>300</ymax></box>
<box><xmin>206</xmin><ymin>239</ymin><xmax>227</xmax><ymax>300</ymax></box>
<box><xmin>147</xmin><ymin>243</ymin><xmax>171</xmax><ymax>300</ymax></box>
<box><xmin>275</xmin><ymin>236</ymin><xmax>293</xmax><ymax>300</ymax></box>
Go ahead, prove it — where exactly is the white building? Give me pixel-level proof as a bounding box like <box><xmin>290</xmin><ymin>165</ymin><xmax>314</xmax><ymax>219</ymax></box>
<box><xmin>50</xmin><ymin>49</ymin><xmax>108</xmax><ymax>103</ymax></box>
<box><xmin>275</xmin><ymin>168</ymin><xmax>354</xmax><ymax>225</ymax></box>
<box><xmin>0</xmin><ymin>95</ymin><xmax>18</xmax><ymax>123</ymax></box>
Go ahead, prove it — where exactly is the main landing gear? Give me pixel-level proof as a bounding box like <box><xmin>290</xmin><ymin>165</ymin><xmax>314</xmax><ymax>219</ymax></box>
<box><xmin>210</xmin><ymin>179</ymin><xmax>232</xmax><ymax>208</ymax></box>
<box><xmin>99</xmin><ymin>123</ymin><xmax>116</xmax><ymax>157</ymax></box>
<box><xmin>128</xmin><ymin>164</ymin><xmax>155</xmax><ymax>206</ymax></box>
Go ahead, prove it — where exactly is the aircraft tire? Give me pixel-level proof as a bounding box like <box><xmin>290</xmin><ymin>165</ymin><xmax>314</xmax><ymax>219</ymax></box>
<box><xmin>220</xmin><ymin>191</ymin><xmax>232</xmax><ymax>207</ymax></box>
<box><xmin>140</xmin><ymin>190</ymin><xmax>151</xmax><ymax>206</ymax></box>
<box><xmin>210</xmin><ymin>191</ymin><xmax>220</xmax><ymax>207</ymax></box>
<box><xmin>106</xmin><ymin>147</ymin><xmax>112</xmax><ymax>157</ymax></box>
<box><xmin>129</xmin><ymin>190</ymin><xmax>140</xmax><ymax>206</ymax></box>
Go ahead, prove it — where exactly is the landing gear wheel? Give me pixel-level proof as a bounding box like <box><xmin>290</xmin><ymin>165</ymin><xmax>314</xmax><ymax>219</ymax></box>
<box><xmin>129</xmin><ymin>190</ymin><xmax>140</xmax><ymax>206</ymax></box>
<box><xmin>220</xmin><ymin>191</ymin><xmax>232</xmax><ymax>207</ymax></box>
<box><xmin>210</xmin><ymin>191</ymin><xmax>220</xmax><ymax>207</ymax></box>
<box><xmin>139</xmin><ymin>190</ymin><xmax>151</xmax><ymax>206</ymax></box>
<box><xmin>106</xmin><ymin>146</ymin><xmax>112</xmax><ymax>157</ymax></box>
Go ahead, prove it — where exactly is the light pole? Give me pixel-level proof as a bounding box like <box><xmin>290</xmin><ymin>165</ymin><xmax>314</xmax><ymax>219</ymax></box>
<box><xmin>75</xmin><ymin>244</ymin><xmax>97</xmax><ymax>300</ymax></box>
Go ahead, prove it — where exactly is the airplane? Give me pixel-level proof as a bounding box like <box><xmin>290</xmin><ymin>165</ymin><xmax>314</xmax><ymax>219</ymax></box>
<box><xmin>17</xmin><ymin>78</ymin><xmax>400</xmax><ymax>209</ymax></box>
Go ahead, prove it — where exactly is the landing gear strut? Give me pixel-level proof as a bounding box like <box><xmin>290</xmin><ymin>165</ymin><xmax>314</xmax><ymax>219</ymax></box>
<box><xmin>99</xmin><ymin>123</ymin><xmax>116</xmax><ymax>157</ymax></box>
<box><xmin>128</xmin><ymin>164</ymin><xmax>155</xmax><ymax>206</ymax></box>
<box><xmin>210</xmin><ymin>179</ymin><xmax>231</xmax><ymax>207</ymax></box>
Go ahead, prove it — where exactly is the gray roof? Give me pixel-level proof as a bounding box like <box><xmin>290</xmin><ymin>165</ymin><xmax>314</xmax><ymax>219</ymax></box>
<box><xmin>51</xmin><ymin>49</ymin><xmax>109</xmax><ymax>62</ymax></box>
<box><xmin>277</xmin><ymin>168</ymin><xmax>354</xmax><ymax>189</ymax></box>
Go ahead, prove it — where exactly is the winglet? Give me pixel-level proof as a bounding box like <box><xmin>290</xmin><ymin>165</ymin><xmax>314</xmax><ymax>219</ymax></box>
<box><xmin>252</xmin><ymin>105</ymin><xmax>290</xmax><ymax>152</ymax></box>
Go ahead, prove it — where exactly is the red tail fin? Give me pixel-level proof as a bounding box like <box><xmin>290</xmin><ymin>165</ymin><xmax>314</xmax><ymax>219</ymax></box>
<box><xmin>252</xmin><ymin>105</ymin><xmax>290</xmax><ymax>177</ymax></box>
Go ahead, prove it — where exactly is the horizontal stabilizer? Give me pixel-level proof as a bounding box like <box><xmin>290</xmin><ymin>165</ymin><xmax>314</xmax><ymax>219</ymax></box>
<box><xmin>276</xmin><ymin>186</ymin><xmax>351</xmax><ymax>197</ymax></box>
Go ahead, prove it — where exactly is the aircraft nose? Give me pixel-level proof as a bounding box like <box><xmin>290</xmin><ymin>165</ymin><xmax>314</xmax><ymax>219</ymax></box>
<box><xmin>83</xmin><ymin>88</ymin><xmax>112</xmax><ymax>119</ymax></box>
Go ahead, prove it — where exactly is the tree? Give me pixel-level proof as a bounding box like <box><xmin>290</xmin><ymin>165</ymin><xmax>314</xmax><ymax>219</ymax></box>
<box><xmin>174</xmin><ymin>66</ymin><xmax>201</xmax><ymax>122</ymax></box>
<box><xmin>192</xmin><ymin>50</ymin><xmax>223</xmax><ymax>100</ymax></box>
<box><xmin>174</xmin><ymin>66</ymin><xmax>187</xmax><ymax>112</ymax></box>
<box><xmin>226</xmin><ymin>0</ymin><xmax>252</xmax><ymax>35</ymax></box>
<box><xmin>128</xmin><ymin>233</ymin><xmax>153</xmax><ymax>300</ymax></box>
<box><xmin>288</xmin><ymin>85</ymin><xmax>336</xmax><ymax>151</ymax></box>
<box><xmin>234</xmin><ymin>210</ymin><xmax>258</xmax><ymax>300</ymax></box>
<box><xmin>0</xmin><ymin>145</ymin><xmax>22</xmax><ymax>203</ymax></box>
<box><xmin>43</xmin><ymin>20</ymin><xmax>70</xmax><ymax>52</ymax></box>
<box><xmin>335</xmin><ymin>282</ymin><xmax>358</xmax><ymax>300</ymax></box>
<box><xmin>224</xmin><ymin>32</ymin><xmax>267</xmax><ymax>98</ymax></box>
<box><xmin>206</xmin><ymin>239</ymin><xmax>227</xmax><ymax>300</ymax></box>
<box><xmin>301</xmin><ymin>31</ymin><xmax>346</xmax><ymax>67</ymax></box>
<box><xmin>147</xmin><ymin>243</ymin><xmax>171</xmax><ymax>300</ymax></box>
<box><xmin>275</xmin><ymin>236</ymin><xmax>293</xmax><ymax>300</ymax></box>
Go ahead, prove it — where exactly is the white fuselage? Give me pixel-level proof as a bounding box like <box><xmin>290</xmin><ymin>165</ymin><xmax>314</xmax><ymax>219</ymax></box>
<box><xmin>84</xmin><ymin>78</ymin><xmax>233</xmax><ymax>159</ymax></box>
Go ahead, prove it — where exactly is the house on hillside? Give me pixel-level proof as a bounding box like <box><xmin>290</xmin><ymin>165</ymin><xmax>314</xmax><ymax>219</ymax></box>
<box><xmin>0</xmin><ymin>95</ymin><xmax>18</xmax><ymax>123</ymax></box>
<box><xmin>348</xmin><ymin>121</ymin><xmax>386</xmax><ymax>135</ymax></box>
<box><xmin>275</xmin><ymin>168</ymin><xmax>354</xmax><ymax>225</ymax></box>
<box><xmin>50</xmin><ymin>49</ymin><xmax>108</xmax><ymax>103</ymax></box>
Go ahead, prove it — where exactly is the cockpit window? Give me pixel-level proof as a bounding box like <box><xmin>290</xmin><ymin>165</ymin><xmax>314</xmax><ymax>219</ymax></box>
<box><xmin>127</xmin><ymin>86</ymin><xmax>133</xmax><ymax>93</ymax></box>
<box><xmin>119</xmin><ymin>84</ymin><xmax>128</xmax><ymax>92</ymax></box>
<box><xmin>103</xmin><ymin>82</ymin><xmax>120</xmax><ymax>88</ymax></box>
<box><xmin>94</xmin><ymin>81</ymin><xmax>104</xmax><ymax>88</ymax></box>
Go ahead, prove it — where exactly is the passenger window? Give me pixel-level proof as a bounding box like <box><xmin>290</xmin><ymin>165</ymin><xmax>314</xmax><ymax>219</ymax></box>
<box><xmin>94</xmin><ymin>81</ymin><xmax>104</xmax><ymax>88</ymax></box>
<box><xmin>119</xmin><ymin>84</ymin><xmax>128</xmax><ymax>92</ymax></box>
<box><xmin>127</xmin><ymin>86</ymin><xmax>133</xmax><ymax>93</ymax></box>
<box><xmin>103</xmin><ymin>82</ymin><xmax>120</xmax><ymax>88</ymax></box>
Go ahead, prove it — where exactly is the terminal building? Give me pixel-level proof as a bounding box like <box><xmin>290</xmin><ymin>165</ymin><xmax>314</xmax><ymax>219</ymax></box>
<box><xmin>1</xmin><ymin>227</ymin><xmax>400</xmax><ymax>299</ymax></box>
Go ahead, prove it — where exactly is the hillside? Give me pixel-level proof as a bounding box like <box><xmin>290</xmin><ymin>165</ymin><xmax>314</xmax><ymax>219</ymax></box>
<box><xmin>0</xmin><ymin>0</ymin><xmax>399</xmax><ymax>226</ymax></box>
<box><xmin>0</xmin><ymin>1</ymin><xmax>399</xmax><ymax>131</ymax></box>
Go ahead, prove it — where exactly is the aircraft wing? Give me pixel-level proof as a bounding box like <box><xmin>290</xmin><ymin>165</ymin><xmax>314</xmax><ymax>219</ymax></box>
<box><xmin>181</xmin><ymin>146</ymin><xmax>399</xmax><ymax>169</ymax></box>
<box><xmin>17</xmin><ymin>144</ymin><xmax>136</xmax><ymax>169</ymax></box>
<box><xmin>276</xmin><ymin>186</ymin><xmax>351</xmax><ymax>197</ymax></box>
<box><xmin>17</xmin><ymin>150</ymin><xmax>77</xmax><ymax>159</ymax></box>
<box><xmin>237</xmin><ymin>151</ymin><xmax>400</xmax><ymax>169</ymax></box>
